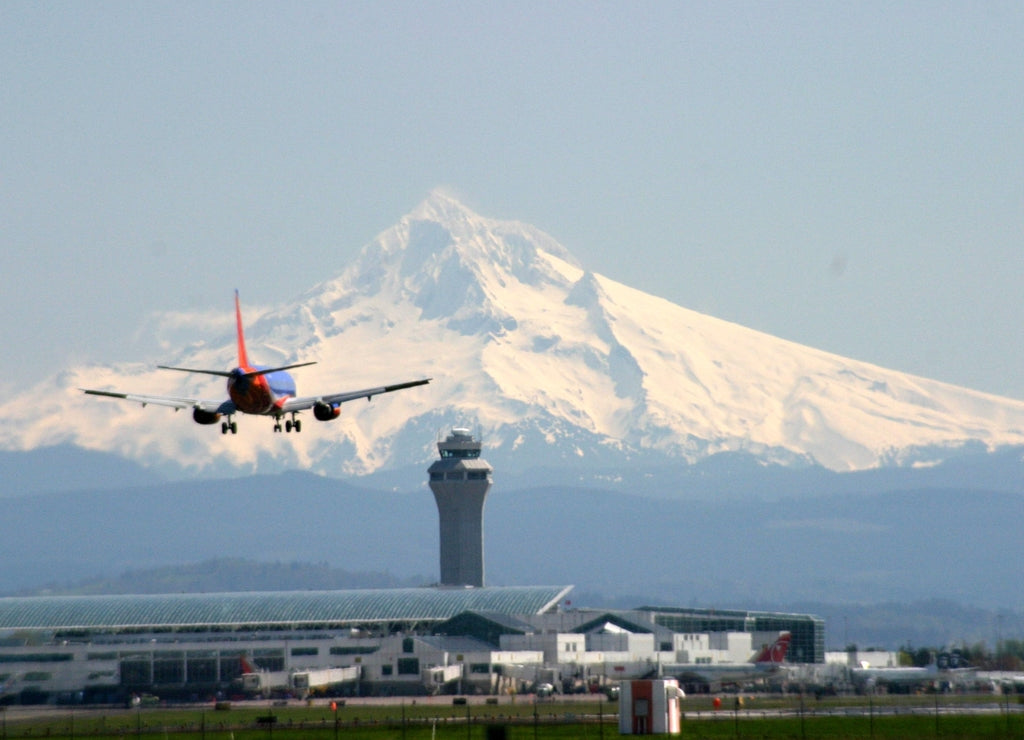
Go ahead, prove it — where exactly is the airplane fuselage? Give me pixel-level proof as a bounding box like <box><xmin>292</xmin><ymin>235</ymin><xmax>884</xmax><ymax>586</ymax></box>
<box><xmin>675</xmin><ymin>662</ymin><xmax>780</xmax><ymax>686</ymax></box>
<box><xmin>667</xmin><ymin>632</ymin><xmax>791</xmax><ymax>689</ymax></box>
<box><xmin>227</xmin><ymin>366</ymin><xmax>297</xmax><ymax>415</ymax></box>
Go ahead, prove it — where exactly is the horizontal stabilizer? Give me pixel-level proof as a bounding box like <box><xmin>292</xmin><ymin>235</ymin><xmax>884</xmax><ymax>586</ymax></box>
<box><xmin>242</xmin><ymin>361</ymin><xmax>317</xmax><ymax>378</ymax></box>
<box><xmin>157</xmin><ymin>361</ymin><xmax>317</xmax><ymax>378</ymax></box>
<box><xmin>157</xmin><ymin>365</ymin><xmax>233</xmax><ymax>378</ymax></box>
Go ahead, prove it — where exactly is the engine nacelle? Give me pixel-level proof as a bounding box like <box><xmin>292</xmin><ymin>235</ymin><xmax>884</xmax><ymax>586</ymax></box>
<box><xmin>192</xmin><ymin>408</ymin><xmax>222</xmax><ymax>425</ymax></box>
<box><xmin>313</xmin><ymin>401</ymin><xmax>341</xmax><ymax>422</ymax></box>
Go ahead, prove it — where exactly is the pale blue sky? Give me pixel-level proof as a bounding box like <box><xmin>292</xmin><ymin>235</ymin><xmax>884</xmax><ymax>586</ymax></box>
<box><xmin>3</xmin><ymin>2</ymin><xmax>1023</xmax><ymax>399</ymax></box>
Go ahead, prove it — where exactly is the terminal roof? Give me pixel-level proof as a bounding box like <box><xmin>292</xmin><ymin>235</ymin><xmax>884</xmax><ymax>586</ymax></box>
<box><xmin>0</xmin><ymin>586</ymin><xmax>572</xmax><ymax>632</ymax></box>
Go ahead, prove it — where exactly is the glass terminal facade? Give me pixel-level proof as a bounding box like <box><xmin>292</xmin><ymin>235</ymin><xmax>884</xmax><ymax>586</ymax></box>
<box><xmin>638</xmin><ymin>606</ymin><xmax>825</xmax><ymax>664</ymax></box>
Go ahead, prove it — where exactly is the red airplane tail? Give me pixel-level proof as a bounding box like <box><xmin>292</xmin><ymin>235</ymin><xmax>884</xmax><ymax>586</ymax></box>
<box><xmin>753</xmin><ymin>632</ymin><xmax>791</xmax><ymax>664</ymax></box>
<box><xmin>234</xmin><ymin>289</ymin><xmax>250</xmax><ymax>368</ymax></box>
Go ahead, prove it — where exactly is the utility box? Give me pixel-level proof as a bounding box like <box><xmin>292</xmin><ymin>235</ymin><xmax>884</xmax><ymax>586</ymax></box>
<box><xmin>618</xmin><ymin>678</ymin><xmax>683</xmax><ymax>735</ymax></box>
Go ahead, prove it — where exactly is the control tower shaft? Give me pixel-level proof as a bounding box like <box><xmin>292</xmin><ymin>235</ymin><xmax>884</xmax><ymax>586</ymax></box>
<box><xmin>427</xmin><ymin>428</ymin><xmax>493</xmax><ymax>587</ymax></box>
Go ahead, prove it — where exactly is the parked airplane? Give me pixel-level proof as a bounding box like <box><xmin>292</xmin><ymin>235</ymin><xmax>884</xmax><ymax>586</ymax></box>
<box><xmin>850</xmin><ymin>662</ymin><xmax>938</xmax><ymax>691</ymax></box>
<box><xmin>850</xmin><ymin>652</ymin><xmax>973</xmax><ymax>692</ymax></box>
<box><xmin>669</xmin><ymin>632</ymin><xmax>791</xmax><ymax>688</ymax></box>
<box><xmin>82</xmin><ymin>291</ymin><xmax>430</xmax><ymax>434</ymax></box>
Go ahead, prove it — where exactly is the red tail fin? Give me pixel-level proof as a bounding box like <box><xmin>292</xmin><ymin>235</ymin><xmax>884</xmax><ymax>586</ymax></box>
<box><xmin>240</xmin><ymin>656</ymin><xmax>256</xmax><ymax>674</ymax></box>
<box><xmin>753</xmin><ymin>632</ymin><xmax>791</xmax><ymax>664</ymax></box>
<box><xmin>234</xmin><ymin>290</ymin><xmax>250</xmax><ymax>368</ymax></box>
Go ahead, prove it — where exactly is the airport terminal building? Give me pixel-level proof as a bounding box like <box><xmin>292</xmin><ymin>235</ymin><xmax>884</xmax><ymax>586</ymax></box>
<box><xmin>0</xmin><ymin>587</ymin><xmax>824</xmax><ymax>703</ymax></box>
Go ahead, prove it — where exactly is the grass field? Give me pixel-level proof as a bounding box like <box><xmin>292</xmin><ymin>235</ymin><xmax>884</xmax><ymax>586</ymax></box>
<box><xmin>0</xmin><ymin>693</ymin><xmax>1021</xmax><ymax>739</ymax></box>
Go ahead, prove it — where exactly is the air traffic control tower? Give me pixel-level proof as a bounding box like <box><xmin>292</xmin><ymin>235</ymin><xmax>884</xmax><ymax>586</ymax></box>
<box><xmin>427</xmin><ymin>428</ymin><xmax>493</xmax><ymax>587</ymax></box>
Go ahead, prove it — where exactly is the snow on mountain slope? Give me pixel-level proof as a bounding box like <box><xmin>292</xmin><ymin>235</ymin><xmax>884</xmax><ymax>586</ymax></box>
<box><xmin>3</xmin><ymin>190</ymin><xmax>1024</xmax><ymax>479</ymax></box>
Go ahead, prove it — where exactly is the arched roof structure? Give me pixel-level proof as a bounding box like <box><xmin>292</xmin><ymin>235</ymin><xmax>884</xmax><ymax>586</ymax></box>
<box><xmin>0</xmin><ymin>586</ymin><xmax>572</xmax><ymax>634</ymax></box>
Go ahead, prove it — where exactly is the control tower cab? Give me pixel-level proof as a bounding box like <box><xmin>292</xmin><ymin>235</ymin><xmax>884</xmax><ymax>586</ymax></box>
<box><xmin>427</xmin><ymin>428</ymin><xmax>493</xmax><ymax>587</ymax></box>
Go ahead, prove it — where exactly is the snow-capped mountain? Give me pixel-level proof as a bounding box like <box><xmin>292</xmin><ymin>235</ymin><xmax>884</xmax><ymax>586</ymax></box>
<box><xmin>5</xmin><ymin>190</ymin><xmax>1024</xmax><ymax>480</ymax></box>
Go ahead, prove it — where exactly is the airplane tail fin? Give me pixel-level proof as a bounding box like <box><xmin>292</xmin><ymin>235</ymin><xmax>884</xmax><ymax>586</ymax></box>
<box><xmin>155</xmin><ymin>292</ymin><xmax>316</xmax><ymax>379</ymax></box>
<box><xmin>752</xmin><ymin>632</ymin><xmax>791</xmax><ymax>664</ymax></box>
<box><xmin>235</xmin><ymin>289</ymin><xmax>250</xmax><ymax>368</ymax></box>
<box><xmin>240</xmin><ymin>656</ymin><xmax>256</xmax><ymax>674</ymax></box>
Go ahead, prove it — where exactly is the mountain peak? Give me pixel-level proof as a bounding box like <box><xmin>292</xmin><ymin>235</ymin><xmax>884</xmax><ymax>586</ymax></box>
<box><xmin>408</xmin><ymin>188</ymin><xmax>478</xmax><ymax>225</ymax></box>
<box><xmin>340</xmin><ymin>191</ymin><xmax>586</xmax><ymax>336</ymax></box>
<box><xmin>400</xmin><ymin>190</ymin><xmax>580</xmax><ymax>268</ymax></box>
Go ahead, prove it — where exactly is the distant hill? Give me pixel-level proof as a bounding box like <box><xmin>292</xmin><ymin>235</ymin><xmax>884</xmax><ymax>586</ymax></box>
<box><xmin>22</xmin><ymin>557</ymin><xmax>427</xmax><ymax>595</ymax></box>
<box><xmin>777</xmin><ymin>598</ymin><xmax>1024</xmax><ymax>652</ymax></box>
<box><xmin>0</xmin><ymin>444</ymin><xmax>162</xmax><ymax>496</ymax></box>
<box><xmin>0</xmin><ymin>470</ymin><xmax>438</xmax><ymax>595</ymax></box>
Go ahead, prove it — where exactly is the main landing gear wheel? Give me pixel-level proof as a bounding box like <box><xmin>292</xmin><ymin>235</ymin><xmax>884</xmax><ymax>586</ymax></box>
<box><xmin>275</xmin><ymin>416</ymin><xmax>302</xmax><ymax>433</ymax></box>
<box><xmin>221</xmin><ymin>420</ymin><xmax>237</xmax><ymax>435</ymax></box>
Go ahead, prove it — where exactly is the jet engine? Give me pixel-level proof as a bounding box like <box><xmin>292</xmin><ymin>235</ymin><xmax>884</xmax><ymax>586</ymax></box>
<box><xmin>313</xmin><ymin>401</ymin><xmax>341</xmax><ymax>421</ymax></box>
<box><xmin>192</xmin><ymin>408</ymin><xmax>221</xmax><ymax>425</ymax></box>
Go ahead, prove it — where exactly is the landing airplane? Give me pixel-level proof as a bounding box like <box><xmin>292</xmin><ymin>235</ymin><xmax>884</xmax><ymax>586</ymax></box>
<box><xmin>82</xmin><ymin>291</ymin><xmax>430</xmax><ymax>435</ymax></box>
<box><xmin>669</xmin><ymin>632</ymin><xmax>791</xmax><ymax>688</ymax></box>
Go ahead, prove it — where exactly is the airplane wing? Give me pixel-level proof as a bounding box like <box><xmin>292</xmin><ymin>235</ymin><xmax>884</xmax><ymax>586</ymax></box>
<box><xmin>280</xmin><ymin>378</ymin><xmax>431</xmax><ymax>413</ymax></box>
<box><xmin>82</xmin><ymin>389</ymin><xmax>235</xmax><ymax>415</ymax></box>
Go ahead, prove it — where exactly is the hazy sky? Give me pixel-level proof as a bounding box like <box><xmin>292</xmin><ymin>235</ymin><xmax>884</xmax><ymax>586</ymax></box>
<box><xmin>3</xmin><ymin>2</ymin><xmax>1023</xmax><ymax>399</ymax></box>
